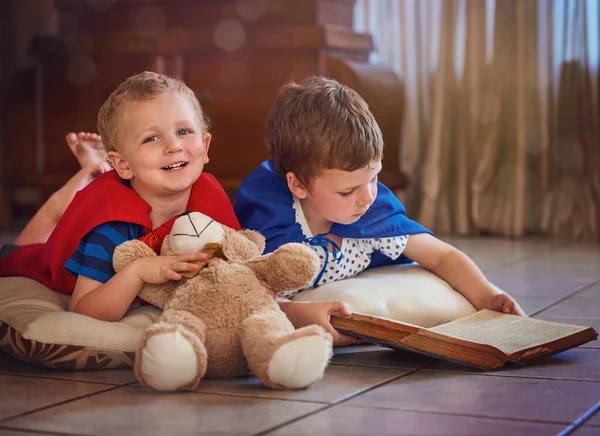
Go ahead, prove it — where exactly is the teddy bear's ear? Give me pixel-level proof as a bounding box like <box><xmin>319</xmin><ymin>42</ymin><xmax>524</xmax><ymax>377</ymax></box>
<box><xmin>221</xmin><ymin>228</ymin><xmax>265</xmax><ymax>261</ymax></box>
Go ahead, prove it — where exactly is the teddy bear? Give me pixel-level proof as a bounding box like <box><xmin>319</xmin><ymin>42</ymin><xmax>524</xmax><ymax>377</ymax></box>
<box><xmin>113</xmin><ymin>211</ymin><xmax>333</xmax><ymax>392</ymax></box>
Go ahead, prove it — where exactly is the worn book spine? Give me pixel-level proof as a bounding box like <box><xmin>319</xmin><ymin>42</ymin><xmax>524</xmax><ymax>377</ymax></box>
<box><xmin>331</xmin><ymin>314</ymin><xmax>508</xmax><ymax>370</ymax></box>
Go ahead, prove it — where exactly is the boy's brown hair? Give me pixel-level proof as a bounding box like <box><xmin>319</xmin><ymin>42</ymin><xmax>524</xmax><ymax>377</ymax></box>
<box><xmin>266</xmin><ymin>76</ymin><xmax>383</xmax><ymax>187</ymax></box>
<box><xmin>97</xmin><ymin>71</ymin><xmax>209</xmax><ymax>152</ymax></box>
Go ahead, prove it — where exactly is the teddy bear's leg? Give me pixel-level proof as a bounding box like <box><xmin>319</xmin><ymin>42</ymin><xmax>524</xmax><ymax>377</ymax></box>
<box><xmin>241</xmin><ymin>310</ymin><xmax>333</xmax><ymax>390</ymax></box>
<box><xmin>135</xmin><ymin>309</ymin><xmax>208</xmax><ymax>392</ymax></box>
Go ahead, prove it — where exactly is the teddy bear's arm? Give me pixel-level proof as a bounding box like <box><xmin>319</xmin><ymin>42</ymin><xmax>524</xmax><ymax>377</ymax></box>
<box><xmin>113</xmin><ymin>240</ymin><xmax>158</xmax><ymax>273</ymax></box>
<box><xmin>245</xmin><ymin>243</ymin><xmax>320</xmax><ymax>293</ymax></box>
<box><xmin>113</xmin><ymin>239</ymin><xmax>180</xmax><ymax>310</ymax></box>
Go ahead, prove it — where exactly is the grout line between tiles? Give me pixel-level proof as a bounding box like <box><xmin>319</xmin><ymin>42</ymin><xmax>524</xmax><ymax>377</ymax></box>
<box><xmin>0</xmin><ymin>424</ymin><xmax>87</xmax><ymax>435</ymax></box>
<box><xmin>564</xmin><ymin>278</ymin><xmax>600</xmax><ymax>298</ymax></box>
<box><xmin>0</xmin><ymin>370</ymin><xmax>136</xmax><ymax>386</ymax></box>
<box><xmin>197</xmin><ymin>369</ymin><xmax>411</xmax><ymax>405</ymax></box>
<box><xmin>129</xmin><ymin>381</ymin><xmax>350</xmax><ymax>405</ymax></box>
<box><xmin>0</xmin><ymin>383</ymin><xmax>135</xmax><ymax>425</ymax></box>
<box><xmin>332</xmin><ymin>403</ymin><xmax>577</xmax><ymax>427</ymax></box>
<box><xmin>191</xmin><ymin>389</ymin><xmax>334</xmax><ymax>405</ymax></box>
<box><xmin>529</xmin><ymin>277</ymin><xmax>600</xmax><ymax>317</ymax></box>
<box><xmin>329</xmin><ymin>361</ymin><xmax>432</xmax><ymax>371</ymax></box>
<box><xmin>253</xmin><ymin>368</ymin><xmax>420</xmax><ymax>436</ymax></box>
<box><xmin>130</xmin><ymin>368</ymin><xmax>417</xmax><ymax>405</ymax></box>
<box><xmin>418</xmin><ymin>368</ymin><xmax>600</xmax><ymax>383</ymax></box>
<box><xmin>556</xmin><ymin>401</ymin><xmax>600</xmax><ymax>436</ymax></box>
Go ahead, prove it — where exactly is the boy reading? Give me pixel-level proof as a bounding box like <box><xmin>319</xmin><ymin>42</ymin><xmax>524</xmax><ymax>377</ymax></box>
<box><xmin>235</xmin><ymin>77</ymin><xmax>525</xmax><ymax>345</ymax></box>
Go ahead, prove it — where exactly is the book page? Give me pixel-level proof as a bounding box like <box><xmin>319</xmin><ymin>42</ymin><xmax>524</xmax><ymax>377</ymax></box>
<box><xmin>430</xmin><ymin>310</ymin><xmax>589</xmax><ymax>355</ymax></box>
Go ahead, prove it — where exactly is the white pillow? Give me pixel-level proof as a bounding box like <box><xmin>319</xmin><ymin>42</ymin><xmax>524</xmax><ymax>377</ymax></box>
<box><xmin>0</xmin><ymin>277</ymin><xmax>161</xmax><ymax>370</ymax></box>
<box><xmin>292</xmin><ymin>264</ymin><xmax>476</xmax><ymax>327</ymax></box>
<box><xmin>0</xmin><ymin>264</ymin><xmax>475</xmax><ymax>370</ymax></box>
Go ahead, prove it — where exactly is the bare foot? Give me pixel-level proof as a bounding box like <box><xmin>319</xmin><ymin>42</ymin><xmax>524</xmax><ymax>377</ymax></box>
<box><xmin>66</xmin><ymin>132</ymin><xmax>110</xmax><ymax>176</ymax></box>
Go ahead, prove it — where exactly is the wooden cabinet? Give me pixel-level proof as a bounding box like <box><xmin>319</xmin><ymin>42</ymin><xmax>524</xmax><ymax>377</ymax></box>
<box><xmin>2</xmin><ymin>0</ymin><xmax>407</xmax><ymax>221</ymax></box>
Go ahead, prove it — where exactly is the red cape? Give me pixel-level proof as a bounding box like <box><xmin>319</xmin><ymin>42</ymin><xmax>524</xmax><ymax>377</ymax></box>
<box><xmin>0</xmin><ymin>170</ymin><xmax>240</xmax><ymax>294</ymax></box>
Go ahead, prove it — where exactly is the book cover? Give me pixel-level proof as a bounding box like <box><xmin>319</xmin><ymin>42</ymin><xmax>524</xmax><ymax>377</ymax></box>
<box><xmin>330</xmin><ymin>310</ymin><xmax>598</xmax><ymax>370</ymax></box>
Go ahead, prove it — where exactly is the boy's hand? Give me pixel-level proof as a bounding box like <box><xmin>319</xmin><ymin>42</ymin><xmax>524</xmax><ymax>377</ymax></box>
<box><xmin>282</xmin><ymin>301</ymin><xmax>360</xmax><ymax>346</ymax></box>
<box><xmin>133</xmin><ymin>252</ymin><xmax>208</xmax><ymax>284</ymax></box>
<box><xmin>486</xmin><ymin>293</ymin><xmax>526</xmax><ymax>316</ymax></box>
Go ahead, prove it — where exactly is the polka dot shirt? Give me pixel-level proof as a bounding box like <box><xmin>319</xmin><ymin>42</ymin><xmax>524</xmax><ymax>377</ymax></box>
<box><xmin>277</xmin><ymin>198</ymin><xmax>410</xmax><ymax>300</ymax></box>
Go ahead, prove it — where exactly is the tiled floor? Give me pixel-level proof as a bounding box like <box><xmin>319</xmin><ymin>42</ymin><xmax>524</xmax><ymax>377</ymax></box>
<box><xmin>1</xmin><ymin>235</ymin><xmax>599</xmax><ymax>435</ymax></box>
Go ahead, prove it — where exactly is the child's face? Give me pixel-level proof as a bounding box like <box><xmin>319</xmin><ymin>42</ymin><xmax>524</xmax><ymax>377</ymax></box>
<box><xmin>289</xmin><ymin>160</ymin><xmax>381</xmax><ymax>227</ymax></box>
<box><xmin>108</xmin><ymin>92</ymin><xmax>210</xmax><ymax>198</ymax></box>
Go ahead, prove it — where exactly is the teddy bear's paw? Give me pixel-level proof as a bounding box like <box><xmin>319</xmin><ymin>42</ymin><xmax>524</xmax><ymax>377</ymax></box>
<box><xmin>267</xmin><ymin>335</ymin><xmax>331</xmax><ymax>389</ymax></box>
<box><xmin>136</xmin><ymin>324</ymin><xmax>207</xmax><ymax>392</ymax></box>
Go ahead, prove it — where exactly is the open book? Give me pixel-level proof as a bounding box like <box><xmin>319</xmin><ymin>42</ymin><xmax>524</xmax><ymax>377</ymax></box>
<box><xmin>330</xmin><ymin>310</ymin><xmax>598</xmax><ymax>370</ymax></box>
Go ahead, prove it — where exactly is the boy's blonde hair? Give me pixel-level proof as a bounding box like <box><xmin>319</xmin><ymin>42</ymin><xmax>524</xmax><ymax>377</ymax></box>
<box><xmin>97</xmin><ymin>71</ymin><xmax>209</xmax><ymax>152</ymax></box>
<box><xmin>266</xmin><ymin>76</ymin><xmax>383</xmax><ymax>187</ymax></box>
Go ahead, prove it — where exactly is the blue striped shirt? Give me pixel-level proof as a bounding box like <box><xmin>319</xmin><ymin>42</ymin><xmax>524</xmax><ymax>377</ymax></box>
<box><xmin>65</xmin><ymin>221</ymin><xmax>146</xmax><ymax>283</ymax></box>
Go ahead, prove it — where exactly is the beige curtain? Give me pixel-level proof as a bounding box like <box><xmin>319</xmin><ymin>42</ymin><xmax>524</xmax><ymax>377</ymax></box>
<box><xmin>354</xmin><ymin>0</ymin><xmax>600</xmax><ymax>242</ymax></box>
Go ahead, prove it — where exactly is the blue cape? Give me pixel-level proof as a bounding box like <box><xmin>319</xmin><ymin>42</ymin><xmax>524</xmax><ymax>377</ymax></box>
<box><xmin>234</xmin><ymin>160</ymin><xmax>432</xmax><ymax>268</ymax></box>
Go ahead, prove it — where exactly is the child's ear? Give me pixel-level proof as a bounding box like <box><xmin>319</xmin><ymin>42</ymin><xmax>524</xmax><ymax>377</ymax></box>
<box><xmin>286</xmin><ymin>172</ymin><xmax>308</xmax><ymax>199</ymax></box>
<box><xmin>107</xmin><ymin>151</ymin><xmax>133</xmax><ymax>180</ymax></box>
<box><xmin>202</xmin><ymin>132</ymin><xmax>211</xmax><ymax>164</ymax></box>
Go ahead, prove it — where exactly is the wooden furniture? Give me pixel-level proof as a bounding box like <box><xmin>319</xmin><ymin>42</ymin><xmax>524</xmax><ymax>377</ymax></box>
<box><xmin>2</xmin><ymin>0</ymin><xmax>407</xmax><ymax>220</ymax></box>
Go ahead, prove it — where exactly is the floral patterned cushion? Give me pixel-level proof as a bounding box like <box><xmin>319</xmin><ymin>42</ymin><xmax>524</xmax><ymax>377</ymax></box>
<box><xmin>0</xmin><ymin>277</ymin><xmax>161</xmax><ymax>370</ymax></box>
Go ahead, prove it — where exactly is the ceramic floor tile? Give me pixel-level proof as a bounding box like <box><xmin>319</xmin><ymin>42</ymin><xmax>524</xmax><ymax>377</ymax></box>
<box><xmin>588</xmin><ymin>418</ymin><xmax>600</xmax><ymax>428</ymax></box>
<box><xmin>571</xmin><ymin>424</ymin><xmax>600</xmax><ymax>435</ymax></box>
<box><xmin>331</xmin><ymin>345</ymin><xmax>434</xmax><ymax>369</ymax></box>
<box><xmin>440</xmin><ymin>236</ymin><xmax>564</xmax><ymax>256</ymax></box>
<box><xmin>484</xmin><ymin>272</ymin><xmax>590</xmax><ymax>298</ymax></box>
<box><xmin>437</xmin><ymin>239</ymin><xmax>537</xmax><ymax>274</ymax></box>
<box><xmin>533</xmin><ymin>316</ymin><xmax>600</xmax><ymax>331</ymax></box>
<box><xmin>474</xmin><ymin>259</ymin><xmax>519</xmax><ymax>273</ymax></box>
<box><xmin>344</xmin><ymin>371</ymin><xmax>600</xmax><ymax>424</ymax></box>
<box><xmin>442</xmin><ymin>237</ymin><xmax>569</xmax><ymax>264</ymax></box>
<box><xmin>0</xmin><ymin>429</ymin><xmax>54</xmax><ymax>436</ymax></box>
<box><xmin>536</xmin><ymin>299</ymin><xmax>600</xmax><ymax>319</ymax></box>
<box><xmin>487</xmin><ymin>266</ymin><xmax>595</xmax><ymax>288</ymax></box>
<box><xmin>438</xmin><ymin>239</ymin><xmax>534</xmax><ymax>272</ymax></box>
<box><xmin>498</xmin><ymin>259</ymin><xmax>600</xmax><ymax>282</ymax></box>
<box><xmin>511</xmin><ymin>296</ymin><xmax>561</xmax><ymax>315</ymax></box>
<box><xmin>586</xmin><ymin>407</ymin><xmax>600</xmax><ymax>426</ymax></box>
<box><xmin>541</xmin><ymin>245</ymin><xmax>600</xmax><ymax>263</ymax></box>
<box><xmin>423</xmin><ymin>348</ymin><xmax>600</xmax><ymax>381</ymax></box>
<box><xmin>3</xmin><ymin>386</ymin><xmax>324</xmax><ymax>436</ymax></box>
<box><xmin>0</xmin><ymin>354</ymin><xmax>137</xmax><ymax>385</ymax></box>
<box><xmin>192</xmin><ymin>364</ymin><xmax>411</xmax><ymax>404</ymax></box>
<box><xmin>485</xmin><ymin>236</ymin><xmax>567</xmax><ymax>249</ymax></box>
<box><xmin>269</xmin><ymin>405</ymin><xmax>569</xmax><ymax>436</ymax></box>
<box><xmin>572</xmin><ymin>283</ymin><xmax>600</xmax><ymax>300</ymax></box>
<box><xmin>0</xmin><ymin>373</ymin><xmax>115</xmax><ymax>422</ymax></box>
